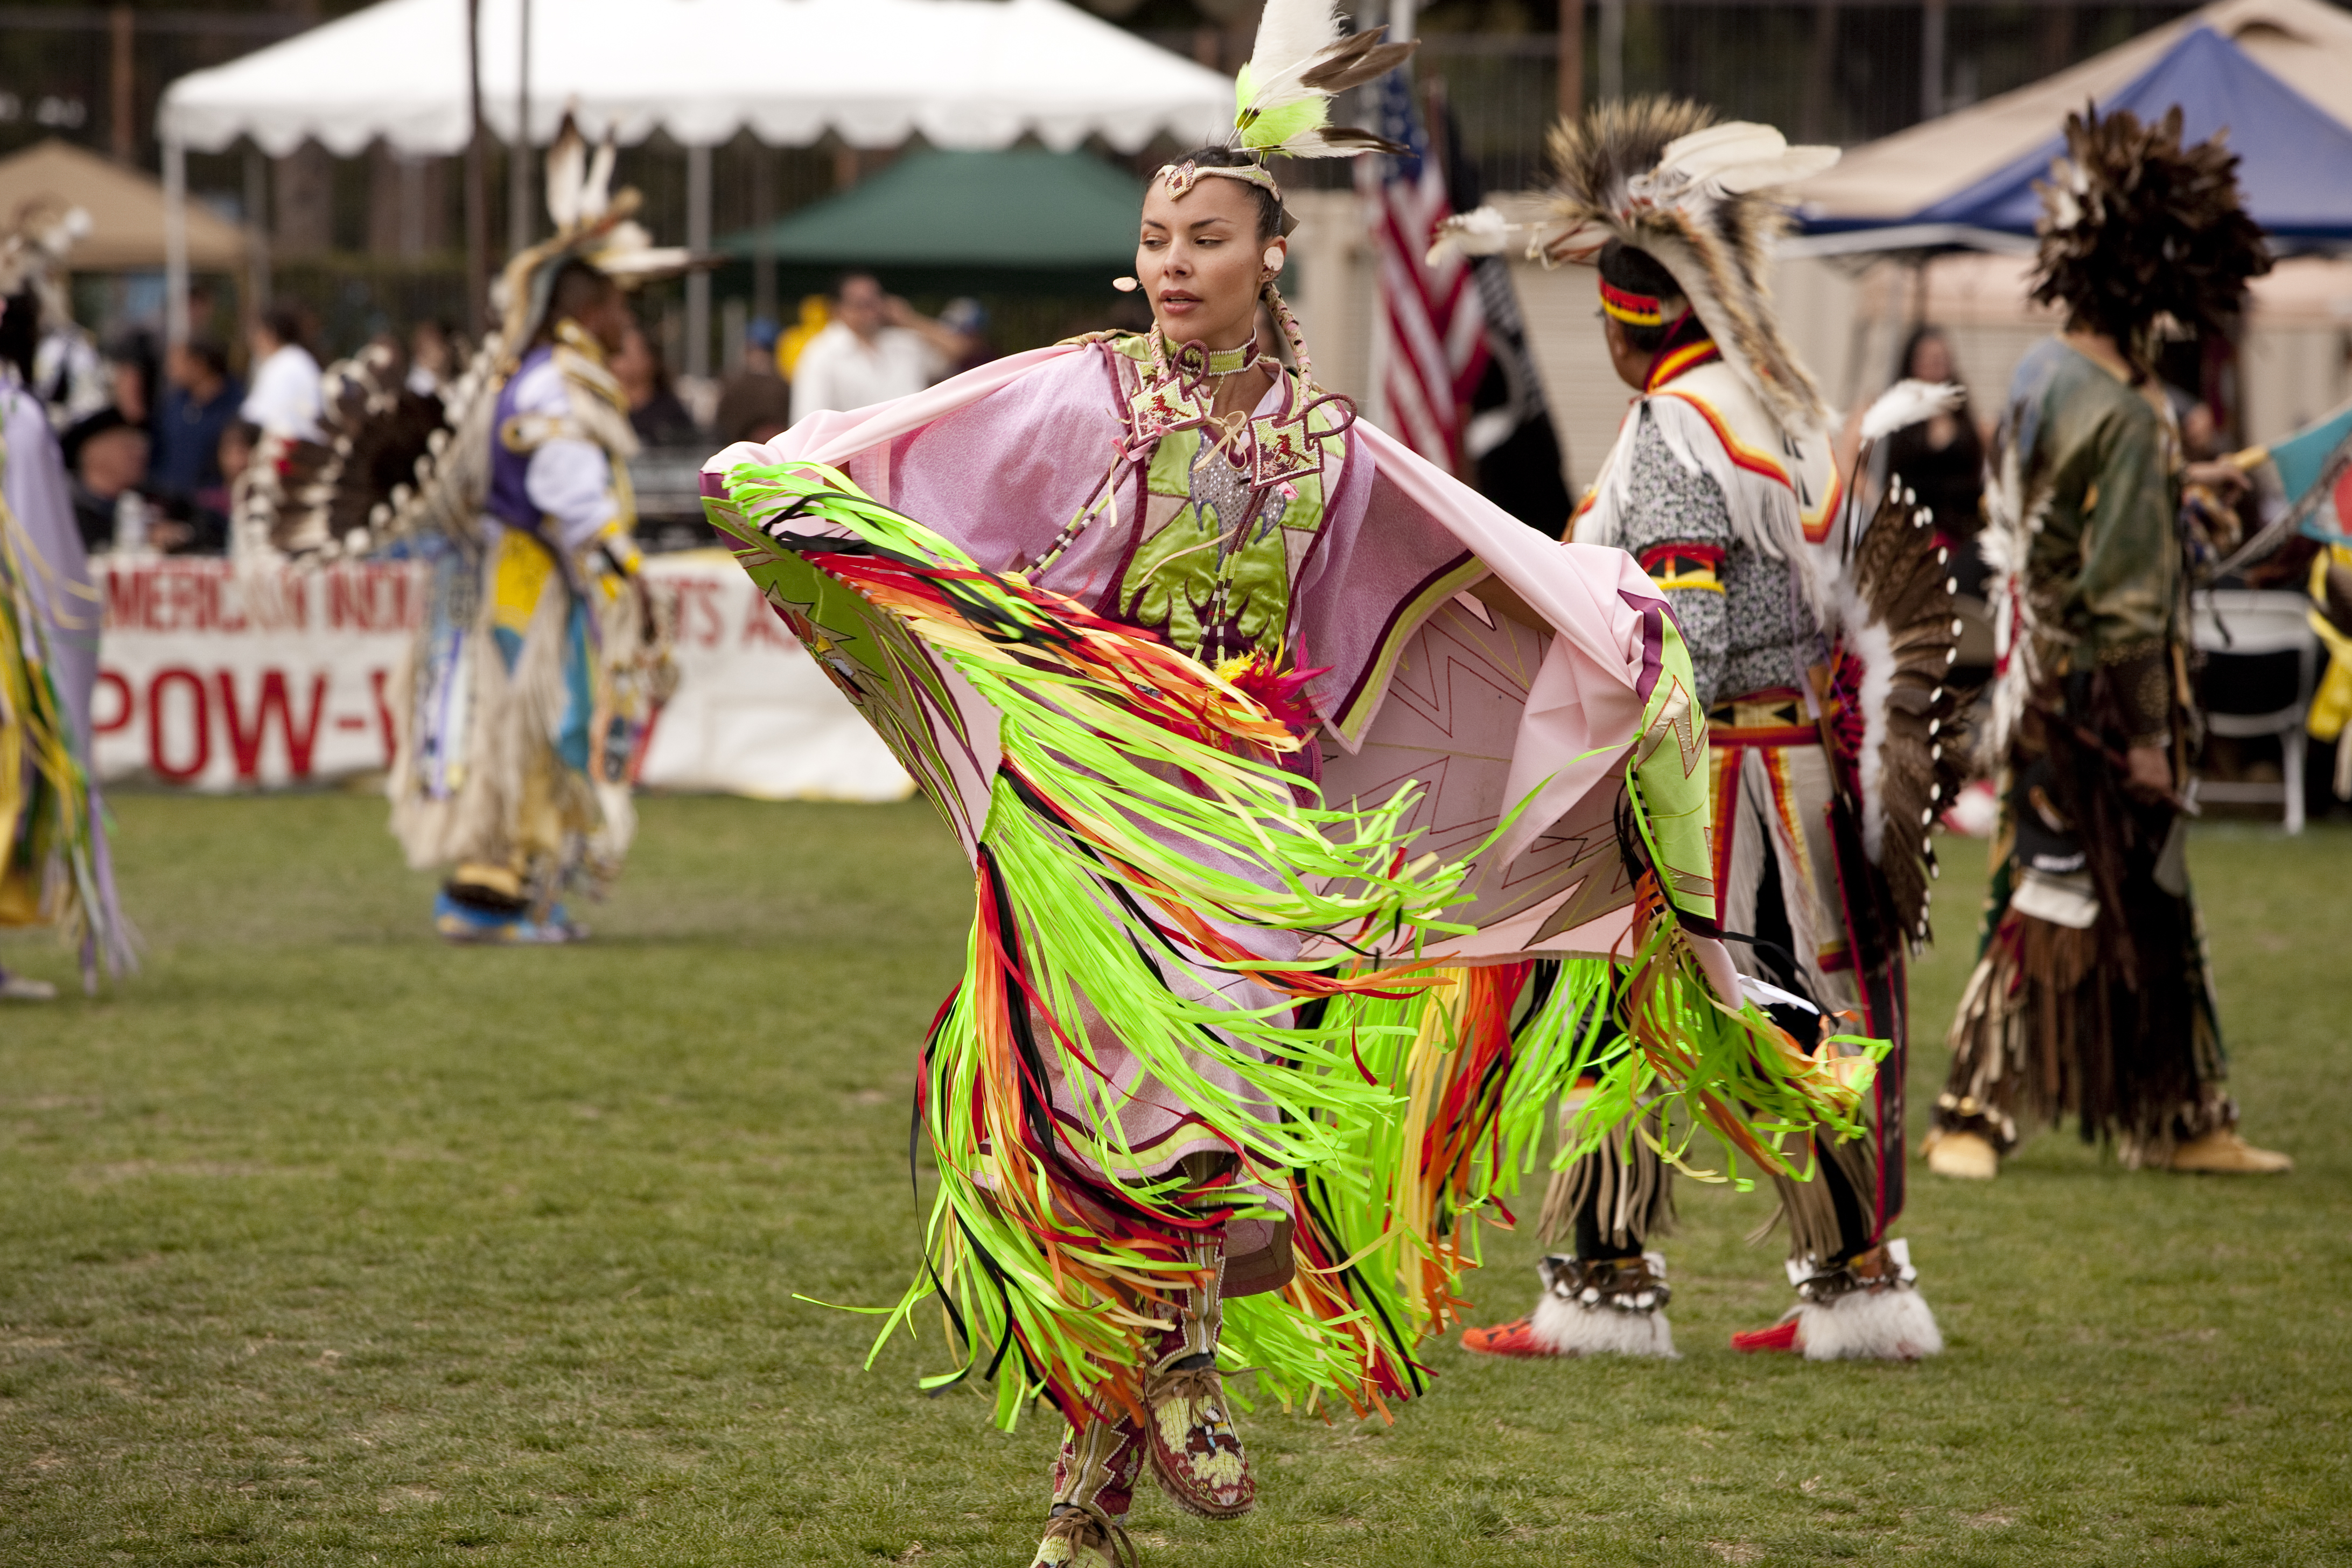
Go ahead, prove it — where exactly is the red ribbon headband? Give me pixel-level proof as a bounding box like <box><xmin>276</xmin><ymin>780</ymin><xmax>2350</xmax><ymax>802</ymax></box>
<box><xmin>1600</xmin><ymin>278</ymin><xmax>1665</xmax><ymax>327</ymax></box>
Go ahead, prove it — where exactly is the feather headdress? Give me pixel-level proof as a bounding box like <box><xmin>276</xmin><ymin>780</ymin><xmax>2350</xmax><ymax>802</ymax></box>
<box><xmin>2030</xmin><ymin>103</ymin><xmax>2270</xmax><ymax>360</ymax></box>
<box><xmin>494</xmin><ymin>110</ymin><xmax>695</xmax><ymax>361</ymax></box>
<box><xmin>1434</xmin><ymin>98</ymin><xmax>1836</xmax><ymax>433</ymax></box>
<box><xmin>0</xmin><ymin>199</ymin><xmax>91</xmax><ymax>326</ymax></box>
<box><xmin>1230</xmin><ymin>0</ymin><xmax>1415</xmax><ymax>162</ymax></box>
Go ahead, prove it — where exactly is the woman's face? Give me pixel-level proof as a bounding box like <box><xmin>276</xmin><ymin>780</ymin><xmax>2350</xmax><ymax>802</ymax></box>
<box><xmin>1909</xmin><ymin>333</ymin><xmax>1954</xmax><ymax>384</ymax></box>
<box><xmin>1137</xmin><ymin>176</ymin><xmax>1282</xmax><ymax>351</ymax></box>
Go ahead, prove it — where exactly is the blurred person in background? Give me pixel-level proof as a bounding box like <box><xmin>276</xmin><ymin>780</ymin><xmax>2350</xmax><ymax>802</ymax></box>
<box><xmin>64</xmin><ymin>416</ymin><xmax>148</xmax><ymax>552</ymax></box>
<box><xmin>775</xmin><ymin>293</ymin><xmax>828</xmax><ymax>377</ymax></box>
<box><xmin>937</xmin><ymin>296</ymin><xmax>997</xmax><ymax>376</ymax></box>
<box><xmin>151</xmin><ymin>339</ymin><xmax>243</xmax><ymax>550</ymax></box>
<box><xmin>712</xmin><ymin>315</ymin><xmax>790</xmax><ymax>446</ymax></box>
<box><xmin>408</xmin><ymin>317</ymin><xmax>463</xmax><ymax>397</ymax></box>
<box><xmin>242</xmin><ymin>304</ymin><xmax>324</xmax><ymax>441</ymax></box>
<box><xmin>787</xmin><ymin>271</ymin><xmax>947</xmax><ymax>426</ymax></box>
<box><xmin>0</xmin><ymin>215</ymin><xmax>135</xmax><ymax>998</ymax></box>
<box><xmin>613</xmin><ymin>321</ymin><xmax>701</xmax><ymax>446</ymax></box>
<box><xmin>1880</xmin><ymin>326</ymin><xmax>1988</xmax><ymax>597</ymax></box>
<box><xmin>1931</xmin><ymin>107</ymin><xmax>2288</xmax><ymax>1181</ymax></box>
<box><xmin>387</xmin><ymin>120</ymin><xmax>681</xmax><ymax>948</ymax></box>
<box><xmin>218</xmin><ymin>418</ymin><xmax>258</xmax><ymax>499</ymax></box>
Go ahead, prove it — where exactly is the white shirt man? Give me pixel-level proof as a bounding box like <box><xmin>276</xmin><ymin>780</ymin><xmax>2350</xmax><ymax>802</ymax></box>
<box><xmin>787</xmin><ymin>274</ymin><xmax>947</xmax><ymax>426</ymax></box>
<box><xmin>241</xmin><ymin>313</ymin><xmax>324</xmax><ymax>441</ymax></box>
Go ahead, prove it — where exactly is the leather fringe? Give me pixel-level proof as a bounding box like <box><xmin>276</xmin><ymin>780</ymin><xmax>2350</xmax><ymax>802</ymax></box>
<box><xmin>1540</xmin><ymin>1104</ymin><xmax>1675</xmax><ymax>1251</ymax></box>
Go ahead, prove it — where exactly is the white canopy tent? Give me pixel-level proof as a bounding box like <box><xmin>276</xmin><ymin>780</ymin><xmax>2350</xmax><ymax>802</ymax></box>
<box><xmin>154</xmin><ymin>0</ymin><xmax>1232</xmax><ymax>356</ymax></box>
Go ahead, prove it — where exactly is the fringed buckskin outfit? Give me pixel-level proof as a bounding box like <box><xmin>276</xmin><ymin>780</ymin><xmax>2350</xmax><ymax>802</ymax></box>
<box><xmin>1933</xmin><ymin>104</ymin><xmax>2287</xmax><ymax>1178</ymax></box>
<box><xmin>1938</xmin><ymin>341</ymin><xmax>2232</xmax><ymax>1159</ymax></box>
<box><xmin>1450</xmin><ymin>99</ymin><xmax>1959</xmax><ymax>1363</ymax></box>
<box><xmin>697</xmin><ymin>38</ymin><xmax>1880</xmax><ymax>1568</ymax></box>
<box><xmin>391</xmin><ymin>321</ymin><xmax>663</xmax><ymax>937</ymax></box>
<box><xmin>358</xmin><ymin>117</ymin><xmax>683</xmax><ymax>943</ymax></box>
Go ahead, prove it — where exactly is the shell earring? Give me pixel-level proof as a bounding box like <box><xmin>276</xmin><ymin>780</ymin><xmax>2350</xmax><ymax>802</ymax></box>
<box><xmin>1262</xmin><ymin>246</ymin><xmax>1283</xmax><ymax>275</ymax></box>
<box><xmin>1113</xmin><ymin>276</ymin><xmax>1139</xmax><ymax>292</ymax></box>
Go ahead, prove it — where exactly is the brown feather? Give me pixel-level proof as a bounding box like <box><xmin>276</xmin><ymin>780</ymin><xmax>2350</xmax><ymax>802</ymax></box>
<box><xmin>1299</xmin><ymin>35</ymin><xmax>1418</xmax><ymax>95</ymax></box>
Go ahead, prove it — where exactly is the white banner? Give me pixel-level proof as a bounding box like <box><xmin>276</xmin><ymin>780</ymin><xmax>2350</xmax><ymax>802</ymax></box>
<box><xmin>92</xmin><ymin>552</ymin><xmax>912</xmax><ymax>803</ymax></box>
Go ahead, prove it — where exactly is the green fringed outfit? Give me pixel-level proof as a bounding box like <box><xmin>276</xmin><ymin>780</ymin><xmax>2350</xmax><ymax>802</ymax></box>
<box><xmin>698</xmin><ymin>332</ymin><xmax>1877</xmax><ymax>1430</ymax></box>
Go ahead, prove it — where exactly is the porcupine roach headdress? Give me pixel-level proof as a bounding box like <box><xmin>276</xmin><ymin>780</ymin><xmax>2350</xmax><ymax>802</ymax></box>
<box><xmin>2029</xmin><ymin>103</ymin><xmax>2270</xmax><ymax>365</ymax></box>
<box><xmin>1437</xmin><ymin>98</ymin><xmax>1838</xmax><ymax>434</ymax></box>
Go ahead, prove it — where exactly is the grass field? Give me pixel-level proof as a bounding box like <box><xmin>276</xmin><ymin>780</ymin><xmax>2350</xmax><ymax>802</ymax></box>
<box><xmin>2</xmin><ymin>794</ymin><xmax>2347</xmax><ymax>1567</ymax></box>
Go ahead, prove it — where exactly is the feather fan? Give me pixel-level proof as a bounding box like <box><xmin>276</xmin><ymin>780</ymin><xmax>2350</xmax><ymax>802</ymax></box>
<box><xmin>1839</xmin><ymin>481</ymin><xmax>1970</xmax><ymax>948</ymax></box>
<box><xmin>232</xmin><ymin>344</ymin><xmax>450</xmax><ymax>564</ymax></box>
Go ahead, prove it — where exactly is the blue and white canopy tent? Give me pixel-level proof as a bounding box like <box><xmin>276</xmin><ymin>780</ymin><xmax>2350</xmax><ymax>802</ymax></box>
<box><xmin>1788</xmin><ymin>0</ymin><xmax>2352</xmax><ymax>259</ymax></box>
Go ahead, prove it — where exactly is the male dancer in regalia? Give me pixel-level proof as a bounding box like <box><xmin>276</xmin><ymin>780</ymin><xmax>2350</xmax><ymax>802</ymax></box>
<box><xmin>1928</xmin><ymin>106</ymin><xmax>2289</xmax><ymax>1179</ymax></box>
<box><xmin>1457</xmin><ymin>101</ymin><xmax>1959</xmax><ymax>1360</ymax></box>
<box><xmin>385</xmin><ymin>121</ymin><xmax>680</xmax><ymax>944</ymax></box>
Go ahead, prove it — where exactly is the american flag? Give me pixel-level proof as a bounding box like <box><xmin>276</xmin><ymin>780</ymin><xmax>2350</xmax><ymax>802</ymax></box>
<box><xmin>1356</xmin><ymin>69</ymin><xmax>1489</xmax><ymax>472</ymax></box>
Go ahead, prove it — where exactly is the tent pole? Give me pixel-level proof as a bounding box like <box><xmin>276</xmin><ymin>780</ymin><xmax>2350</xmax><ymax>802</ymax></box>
<box><xmin>1557</xmin><ymin>0</ymin><xmax>1583</xmax><ymax>122</ymax></box>
<box><xmin>1920</xmin><ymin>0</ymin><xmax>1947</xmax><ymax>122</ymax></box>
<box><xmin>751</xmin><ymin>143</ymin><xmax>775</xmax><ymax>332</ymax></box>
<box><xmin>686</xmin><ymin>142</ymin><xmax>712</xmax><ymax>382</ymax></box>
<box><xmin>466</xmin><ymin>0</ymin><xmax>488</xmax><ymax>338</ymax></box>
<box><xmin>509</xmin><ymin>0</ymin><xmax>531</xmax><ymax>256</ymax></box>
<box><xmin>164</xmin><ymin>133</ymin><xmax>189</xmax><ymax>349</ymax></box>
<box><xmin>244</xmin><ymin>145</ymin><xmax>271</xmax><ymax>320</ymax></box>
<box><xmin>1598</xmin><ymin>0</ymin><xmax>1623</xmax><ymax>103</ymax></box>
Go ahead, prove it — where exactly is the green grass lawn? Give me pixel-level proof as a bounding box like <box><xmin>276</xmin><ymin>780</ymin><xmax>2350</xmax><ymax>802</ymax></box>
<box><xmin>2</xmin><ymin>794</ymin><xmax>2347</xmax><ymax>1566</ymax></box>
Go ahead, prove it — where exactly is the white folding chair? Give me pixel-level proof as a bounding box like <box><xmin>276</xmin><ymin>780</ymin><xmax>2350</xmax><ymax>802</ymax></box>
<box><xmin>2190</xmin><ymin>589</ymin><xmax>2321</xmax><ymax>834</ymax></box>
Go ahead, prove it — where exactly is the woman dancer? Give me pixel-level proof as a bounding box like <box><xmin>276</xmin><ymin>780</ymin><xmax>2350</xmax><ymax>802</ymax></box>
<box><xmin>700</xmin><ymin>12</ymin><xmax>1876</xmax><ymax>1564</ymax></box>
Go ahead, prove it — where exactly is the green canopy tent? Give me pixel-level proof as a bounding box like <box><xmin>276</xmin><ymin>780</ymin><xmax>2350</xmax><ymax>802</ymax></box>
<box><xmin>719</xmin><ymin>146</ymin><xmax>1145</xmax><ymax>301</ymax></box>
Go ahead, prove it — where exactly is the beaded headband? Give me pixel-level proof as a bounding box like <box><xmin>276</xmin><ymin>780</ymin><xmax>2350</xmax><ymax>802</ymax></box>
<box><xmin>1600</xmin><ymin>278</ymin><xmax>1669</xmax><ymax>327</ymax></box>
<box><xmin>1158</xmin><ymin>159</ymin><xmax>1284</xmax><ymax>201</ymax></box>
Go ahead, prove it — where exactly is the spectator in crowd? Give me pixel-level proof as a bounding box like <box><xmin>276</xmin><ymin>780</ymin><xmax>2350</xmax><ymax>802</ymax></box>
<box><xmin>612</xmin><ymin>321</ymin><xmax>701</xmax><ymax>446</ymax></box>
<box><xmin>713</xmin><ymin>315</ymin><xmax>792</xmax><ymax>446</ymax></box>
<box><xmin>408</xmin><ymin>317</ymin><xmax>463</xmax><ymax>398</ymax></box>
<box><xmin>937</xmin><ymin>297</ymin><xmax>997</xmax><ymax>377</ymax></box>
<box><xmin>1877</xmin><ymin>325</ymin><xmax>1989</xmax><ymax>597</ymax></box>
<box><xmin>931</xmin><ymin>297</ymin><xmax>997</xmax><ymax>376</ymax></box>
<box><xmin>242</xmin><ymin>303</ymin><xmax>325</xmax><ymax>440</ymax></box>
<box><xmin>151</xmin><ymin>339</ymin><xmax>244</xmax><ymax>526</ymax></box>
<box><xmin>219</xmin><ymin>418</ymin><xmax>258</xmax><ymax>495</ymax></box>
<box><xmin>66</xmin><ymin>417</ymin><xmax>147</xmax><ymax>553</ymax></box>
<box><xmin>776</xmin><ymin>293</ymin><xmax>828</xmax><ymax>379</ymax></box>
<box><xmin>788</xmin><ymin>271</ymin><xmax>951</xmax><ymax>428</ymax></box>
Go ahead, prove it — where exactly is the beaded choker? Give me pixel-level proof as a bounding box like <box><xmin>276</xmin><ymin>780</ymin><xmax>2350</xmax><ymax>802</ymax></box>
<box><xmin>1172</xmin><ymin>337</ymin><xmax>1261</xmax><ymax>378</ymax></box>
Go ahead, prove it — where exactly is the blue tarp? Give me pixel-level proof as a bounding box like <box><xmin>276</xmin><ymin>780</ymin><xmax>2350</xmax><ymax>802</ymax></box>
<box><xmin>1816</xmin><ymin>26</ymin><xmax>2352</xmax><ymax>243</ymax></box>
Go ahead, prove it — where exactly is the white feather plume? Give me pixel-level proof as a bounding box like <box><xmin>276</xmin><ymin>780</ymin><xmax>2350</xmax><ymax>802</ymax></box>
<box><xmin>1427</xmin><ymin>206</ymin><xmax>1512</xmax><ymax>265</ymax></box>
<box><xmin>582</xmin><ymin>136</ymin><xmax>616</xmax><ymax>223</ymax></box>
<box><xmin>1241</xmin><ymin>0</ymin><xmax>1345</xmax><ymax>110</ymax></box>
<box><xmin>1230</xmin><ymin>0</ymin><xmax>1413</xmax><ymax>159</ymax></box>
<box><xmin>1859</xmin><ymin>379</ymin><xmax>1965</xmax><ymax>443</ymax></box>
<box><xmin>543</xmin><ymin>115</ymin><xmax>586</xmax><ymax>233</ymax></box>
<box><xmin>1633</xmin><ymin>121</ymin><xmax>1841</xmax><ymax>206</ymax></box>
